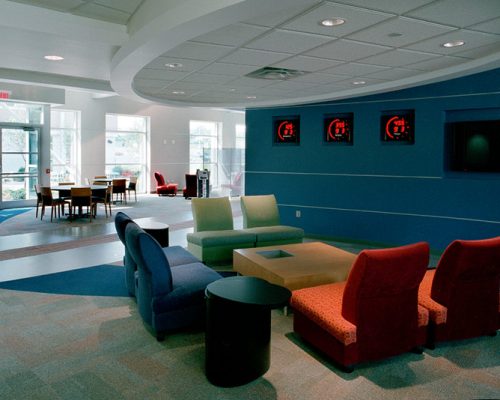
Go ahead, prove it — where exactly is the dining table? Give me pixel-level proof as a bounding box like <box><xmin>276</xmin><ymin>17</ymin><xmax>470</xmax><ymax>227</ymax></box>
<box><xmin>51</xmin><ymin>185</ymin><xmax>107</xmax><ymax>219</ymax></box>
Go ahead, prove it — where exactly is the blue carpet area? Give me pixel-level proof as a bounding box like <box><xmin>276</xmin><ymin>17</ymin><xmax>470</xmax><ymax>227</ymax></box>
<box><xmin>0</xmin><ymin>265</ymin><xmax>129</xmax><ymax>297</ymax></box>
<box><xmin>0</xmin><ymin>207</ymin><xmax>31</xmax><ymax>223</ymax></box>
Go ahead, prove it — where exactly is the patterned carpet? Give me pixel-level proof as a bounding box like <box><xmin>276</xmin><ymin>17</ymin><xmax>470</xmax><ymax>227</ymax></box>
<box><xmin>0</xmin><ymin>289</ymin><xmax>498</xmax><ymax>400</ymax></box>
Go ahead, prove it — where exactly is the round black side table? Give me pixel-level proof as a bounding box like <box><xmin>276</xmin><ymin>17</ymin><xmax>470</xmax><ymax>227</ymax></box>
<box><xmin>205</xmin><ymin>276</ymin><xmax>291</xmax><ymax>387</ymax></box>
<box><xmin>137</xmin><ymin>220</ymin><xmax>169</xmax><ymax>247</ymax></box>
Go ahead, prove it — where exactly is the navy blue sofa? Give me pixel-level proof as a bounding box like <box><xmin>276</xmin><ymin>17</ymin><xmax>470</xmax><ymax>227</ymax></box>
<box><xmin>115</xmin><ymin>211</ymin><xmax>200</xmax><ymax>297</ymax></box>
<box><xmin>125</xmin><ymin>222</ymin><xmax>222</xmax><ymax>340</ymax></box>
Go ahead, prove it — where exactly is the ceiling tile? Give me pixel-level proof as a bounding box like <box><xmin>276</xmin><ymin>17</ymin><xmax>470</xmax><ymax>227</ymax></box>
<box><xmin>452</xmin><ymin>42</ymin><xmax>500</xmax><ymax>59</ymax></box>
<box><xmin>406</xmin><ymin>29</ymin><xmax>500</xmax><ymax>55</ymax></box>
<box><xmin>180</xmin><ymin>73</ymin><xmax>234</xmax><ymax>85</ymax></box>
<box><xmin>305</xmin><ymin>39</ymin><xmax>391</xmax><ymax>61</ymax></box>
<box><xmin>330</xmin><ymin>0</ymin><xmax>435</xmax><ymax>14</ymax></box>
<box><xmin>245</xmin><ymin>29</ymin><xmax>333</xmax><ymax>54</ymax></box>
<box><xmin>406</xmin><ymin>0</ymin><xmax>500</xmax><ymax>27</ymax></box>
<box><xmin>347</xmin><ymin>17</ymin><xmax>456</xmax><ymax>47</ymax></box>
<box><xmin>219</xmin><ymin>48</ymin><xmax>290</xmax><ymax>66</ymax></box>
<box><xmin>266</xmin><ymin>80</ymin><xmax>319</xmax><ymax>91</ymax></box>
<box><xmin>73</xmin><ymin>2</ymin><xmax>130</xmax><ymax>24</ymax></box>
<box><xmin>322</xmin><ymin>62</ymin><xmax>390</xmax><ymax>76</ymax></box>
<box><xmin>271</xmin><ymin>55</ymin><xmax>343</xmax><ymax>72</ymax></box>
<box><xmin>162</xmin><ymin>42</ymin><xmax>234</xmax><ymax>61</ymax></box>
<box><xmin>283</xmin><ymin>2</ymin><xmax>394</xmax><ymax>37</ymax></box>
<box><xmin>134</xmin><ymin>68</ymin><xmax>187</xmax><ymax>81</ymax></box>
<box><xmin>224</xmin><ymin>76</ymin><xmax>277</xmax><ymax>88</ymax></box>
<box><xmin>199</xmin><ymin>62</ymin><xmax>257</xmax><ymax>76</ymax></box>
<box><xmin>94</xmin><ymin>0</ymin><xmax>142</xmax><ymax>14</ymax></box>
<box><xmin>191</xmin><ymin>23</ymin><xmax>269</xmax><ymax>47</ymax></box>
<box><xmin>407</xmin><ymin>55</ymin><xmax>469</xmax><ymax>71</ymax></box>
<box><xmin>144</xmin><ymin>57</ymin><xmax>208</xmax><ymax>72</ymax></box>
<box><xmin>359</xmin><ymin>49</ymin><xmax>440</xmax><ymax>67</ymax></box>
<box><xmin>364</xmin><ymin>67</ymin><xmax>419</xmax><ymax>80</ymax></box>
<box><xmin>243</xmin><ymin>1</ymin><xmax>321</xmax><ymax>27</ymax></box>
<box><xmin>9</xmin><ymin>0</ymin><xmax>85</xmax><ymax>12</ymax></box>
<box><xmin>468</xmin><ymin>17</ymin><xmax>500</xmax><ymax>34</ymax></box>
<box><xmin>292</xmin><ymin>72</ymin><xmax>346</xmax><ymax>83</ymax></box>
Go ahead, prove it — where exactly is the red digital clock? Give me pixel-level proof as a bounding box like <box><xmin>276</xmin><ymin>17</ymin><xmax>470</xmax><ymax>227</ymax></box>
<box><xmin>324</xmin><ymin>114</ymin><xmax>353</xmax><ymax>144</ymax></box>
<box><xmin>274</xmin><ymin>117</ymin><xmax>300</xmax><ymax>144</ymax></box>
<box><xmin>381</xmin><ymin>111</ymin><xmax>414</xmax><ymax>143</ymax></box>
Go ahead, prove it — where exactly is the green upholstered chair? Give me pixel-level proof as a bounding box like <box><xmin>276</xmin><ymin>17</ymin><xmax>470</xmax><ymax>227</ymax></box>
<box><xmin>187</xmin><ymin>197</ymin><xmax>255</xmax><ymax>265</ymax></box>
<box><xmin>240</xmin><ymin>194</ymin><xmax>304</xmax><ymax>246</ymax></box>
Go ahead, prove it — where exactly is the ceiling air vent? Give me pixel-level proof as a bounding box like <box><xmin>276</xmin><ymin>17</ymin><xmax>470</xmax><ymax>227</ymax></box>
<box><xmin>245</xmin><ymin>66</ymin><xmax>307</xmax><ymax>80</ymax></box>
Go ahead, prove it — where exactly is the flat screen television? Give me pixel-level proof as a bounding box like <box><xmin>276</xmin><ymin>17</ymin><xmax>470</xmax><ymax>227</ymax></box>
<box><xmin>448</xmin><ymin>119</ymin><xmax>500</xmax><ymax>172</ymax></box>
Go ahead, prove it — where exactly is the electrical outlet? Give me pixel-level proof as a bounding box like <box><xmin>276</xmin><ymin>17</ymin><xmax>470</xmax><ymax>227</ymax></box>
<box><xmin>295</xmin><ymin>210</ymin><xmax>301</xmax><ymax>218</ymax></box>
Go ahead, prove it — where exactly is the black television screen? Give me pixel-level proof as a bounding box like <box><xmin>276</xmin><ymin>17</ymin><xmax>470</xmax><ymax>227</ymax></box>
<box><xmin>449</xmin><ymin>120</ymin><xmax>500</xmax><ymax>172</ymax></box>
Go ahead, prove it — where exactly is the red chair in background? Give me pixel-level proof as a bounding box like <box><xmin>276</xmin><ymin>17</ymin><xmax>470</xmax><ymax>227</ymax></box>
<box><xmin>418</xmin><ymin>236</ymin><xmax>500</xmax><ymax>348</ymax></box>
<box><xmin>291</xmin><ymin>242</ymin><xmax>430</xmax><ymax>372</ymax></box>
<box><xmin>154</xmin><ymin>172</ymin><xmax>178</xmax><ymax>196</ymax></box>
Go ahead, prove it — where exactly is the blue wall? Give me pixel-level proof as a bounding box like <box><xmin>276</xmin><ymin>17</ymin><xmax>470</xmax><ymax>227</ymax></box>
<box><xmin>245</xmin><ymin>68</ymin><xmax>500</xmax><ymax>250</ymax></box>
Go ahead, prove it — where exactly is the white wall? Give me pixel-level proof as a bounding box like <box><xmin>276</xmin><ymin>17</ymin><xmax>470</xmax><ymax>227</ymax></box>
<box><xmin>49</xmin><ymin>90</ymin><xmax>244</xmax><ymax>192</ymax></box>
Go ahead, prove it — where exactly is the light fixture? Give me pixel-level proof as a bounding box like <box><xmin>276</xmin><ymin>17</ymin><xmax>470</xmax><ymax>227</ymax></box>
<box><xmin>172</xmin><ymin>91</ymin><xmax>185</xmax><ymax>95</ymax></box>
<box><xmin>44</xmin><ymin>55</ymin><xmax>64</xmax><ymax>61</ymax></box>
<box><xmin>165</xmin><ymin>62</ymin><xmax>183</xmax><ymax>68</ymax></box>
<box><xmin>320</xmin><ymin>18</ymin><xmax>345</xmax><ymax>27</ymax></box>
<box><xmin>442</xmin><ymin>40</ymin><xmax>465</xmax><ymax>48</ymax></box>
<box><xmin>352</xmin><ymin>80</ymin><xmax>366</xmax><ymax>85</ymax></box>
<box><xmin>246</xmin><ymin>95</ymin><xmax>257</xmax><ymax>99</ymax></box>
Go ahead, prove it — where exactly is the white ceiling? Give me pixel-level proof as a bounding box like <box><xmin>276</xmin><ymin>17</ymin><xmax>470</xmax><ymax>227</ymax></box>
<box><xmin>1</xmin><ymin>0</ymin><xmax>500</xmax><ymax>108</ymax></box>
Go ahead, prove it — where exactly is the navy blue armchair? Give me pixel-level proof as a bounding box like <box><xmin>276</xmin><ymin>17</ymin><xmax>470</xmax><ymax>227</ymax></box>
<box><xmin>125</xmin><ymin>223</ymin><xmax>222</xmax><ymax>340</ymax></box>
<box><xmin>115</xmin><ymin>211</ymin><xmax>201</xmax><ymax>297</ymax></box>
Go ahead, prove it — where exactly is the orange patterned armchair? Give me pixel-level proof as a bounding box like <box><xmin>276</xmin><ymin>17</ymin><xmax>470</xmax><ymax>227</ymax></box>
<box><xmin>291</xmin><ymin>242</ymin><xmax>429</xmax><ymax>372</ymax></box>
<box><xmin>418</xmin><ymin>236</ymin><xmax>500</xmax><ymax>348</ymax></box>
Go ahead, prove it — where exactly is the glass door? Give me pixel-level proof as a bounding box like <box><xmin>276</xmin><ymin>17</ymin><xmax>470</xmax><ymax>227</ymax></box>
<box><xmin>0</xmin><ymin>126</ymin><xmax>39</xmax><ymax>208</ymax></box>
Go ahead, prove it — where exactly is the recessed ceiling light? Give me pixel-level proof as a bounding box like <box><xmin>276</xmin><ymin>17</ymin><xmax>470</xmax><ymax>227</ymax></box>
<box><xmin>229</xmin><ymin>88</ymin><xmax>236</xmax><ymax>92</ymax></box>
<box><xmin>320</xmin><ymin>18</ymin><xmax>345</xmax><ymax>27</ymax></box>
<box><xmin>442</xmin><ymin>40</ymin><xmax>465</xmax><ymax>48</ymax></box>
<box><xmin>44</xmin><ymin>55</ymin><xmax>64</xmax><ymax>61</ymax></box>
<box><xmin>165</xmin><ymin>63</ymin><xmax>183</xmax><ymax>68</ymax></box>
<box><xmin>172</xmin><ymin>91</ymin><xmax>185</xmax><ymax>95</ymax></box>
<box><xmin>352</xmin><ymin>80</ymin><xmax>366</xmax><ymax>85</ymax></box>
<box><xmin>246</xmin><ymin>96</ymin><xmax>257</xmax><ymax>99</ymax></box>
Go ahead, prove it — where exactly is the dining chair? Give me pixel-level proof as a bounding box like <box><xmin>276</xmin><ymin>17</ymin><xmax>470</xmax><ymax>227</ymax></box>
<box><xmin>94</xmin><ymin>175</ymin><xmax>107</xmax><ymax>179</ymax></box>
<box><xmin>112</xmin><ymin>179</ymin><xmax>127</xmax><ymax>204</ymax></box>
<box><xmin>126</xmin><ymin>176</ymin><xmax>138</xmax><ymax>202</ymax></box>
<box><xmin>40</xmin><ymin>187</ymin><xmax>68</xmax><ymax>222</ymax></box>
<box><xmin>34</xmin><ymin>184</ymin><xmax>42</xmax><ymax>219</ymax></box>
<box><xmin>70</xmin><ymin>187</ymin><xmax>95</xmax><ymax>222</ymax></box>
<box><xmin>57</xmin><ymin>181</ymin><xmax>75</xmax><ymax>213</ymax></box>
<box><xmin>93</xmin><ymin>185</ymin><xmax>113</xmax><ymax>218</ymax></box>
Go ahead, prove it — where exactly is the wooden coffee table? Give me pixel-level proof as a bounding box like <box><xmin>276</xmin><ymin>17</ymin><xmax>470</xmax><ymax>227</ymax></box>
<box><xmin>233</xmin><ymin>242</ymin><xmax>357</xmax><ymax>291</ymax></box>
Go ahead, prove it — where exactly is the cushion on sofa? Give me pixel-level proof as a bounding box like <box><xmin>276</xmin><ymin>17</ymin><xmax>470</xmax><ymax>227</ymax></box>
<box><xmin>191</xmin><ymin>197</ymin><xmax>233</xmax><ymax>232</ymax></box>
<box><xmin>163</xmin><ymin>245</ymin><xmax>200</xmax><ymax>266</ymax></box>
<box><xmin>244</xmin><ymin>225</ymin><xmax>304</xmax><ymax>243</ymax></box>
<box><xmin>241</xmin><ymin>194</ymin><xmax>280</xmax><ymax>228</ymax></box>
<box><xmin>187</xmin><ymin>230</ymin><xmax>256</xmax><ymax>247</ymax></box>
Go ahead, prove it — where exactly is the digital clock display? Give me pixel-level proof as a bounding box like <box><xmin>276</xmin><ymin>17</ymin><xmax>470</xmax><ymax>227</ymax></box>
<box><xmin>381</xmin><ymin>111</ymin><xmax>414</xmax><ymax>143</ymax></box>
<box><xmin>324</xmin><ymin>114</ymin><xmax>353</xmax><ymax>144</ymax></box>
<box><xmin>274</xmin><ymin>116</ymin><xmax>300</xmax><ymax>144</ymax></box>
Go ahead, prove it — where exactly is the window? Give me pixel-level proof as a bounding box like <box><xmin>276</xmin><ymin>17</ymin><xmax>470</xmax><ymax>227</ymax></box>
<box><xmin>190</xmin><ymin>120</ymin><xmax>220</xmax><ymax>187</ymax></box>
<box><xmin>50</xmin><ymin>109</ymin><xmax>80</xmax><ymax>186</ymax></box>
<box><xmin>105</xmin><ymin>114</ymin><xmax>148</xmax><ymax>193</ymax></box>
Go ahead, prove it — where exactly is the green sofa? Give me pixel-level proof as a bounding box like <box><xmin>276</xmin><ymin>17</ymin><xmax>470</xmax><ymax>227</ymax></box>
<box><xmin>187</xmin><ymin>197</ymin><xmax>256</xmax><ymax>265</ymax></box>
<box><xmin>186</xmin><ymin>195</ymin><xmax>304</xmax><ymax>265</ymax></box>
<box><xmin>240</xmin><ymin>194</ymin><xmax>304</xmax><ymax>246</ymax></box>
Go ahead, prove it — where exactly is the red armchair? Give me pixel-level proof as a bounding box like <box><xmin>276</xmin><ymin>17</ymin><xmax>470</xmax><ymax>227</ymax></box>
<box><xmin>291</xmin><ymin>242</ymin><xmax>429</xmax><ymax>372</ymax></box>
<box><xmin>418</xmin><ymin>236</ymin><xmax>500</xmax><ymax>348</ymax></box>
<box><xmin>154</xmin><ymin>172</ymin><xmax>178</xmax><ymax>196</ymax></box>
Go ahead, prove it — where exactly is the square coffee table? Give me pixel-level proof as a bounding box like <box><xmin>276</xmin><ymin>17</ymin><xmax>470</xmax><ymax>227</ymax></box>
<box><xmin>233</xmin><ymin>242</ymin><xmax>357</xmax><ymax>291</ymax></box>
